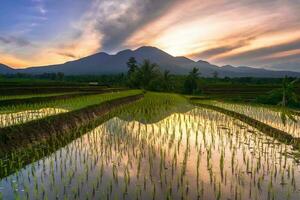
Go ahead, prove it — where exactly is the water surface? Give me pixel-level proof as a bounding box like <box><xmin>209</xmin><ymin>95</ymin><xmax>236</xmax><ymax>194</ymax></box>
<box><xmin>1</xmin><ymin>107</ymin><xmax>300</xmax><ymax>200</ymax></box>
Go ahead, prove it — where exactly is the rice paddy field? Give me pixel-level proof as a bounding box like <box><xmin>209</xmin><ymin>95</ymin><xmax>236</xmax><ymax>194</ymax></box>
<box><xmin>0</xmin><ymin>92</ymin><xmax>77</xmax><ymax>101</ymax></box>
<box><xmin>0</xmin><ymin>90</ymin><xmax>141</xmax><ymax>127</ymax></box>
<box><xmin>195</xmin><ymin>100</ymin><xmax>300</xmax><ymax>138</ymax></box>
<box><xmin>0</xmin><ymin>90</ymin><xmax>300</xmax><ymax>200</ymax></box>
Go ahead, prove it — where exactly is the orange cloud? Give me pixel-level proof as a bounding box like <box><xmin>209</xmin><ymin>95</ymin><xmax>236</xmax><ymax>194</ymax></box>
<box><xmin>125</xmin><ymin>0</ymin><xmax>300</xmax><ymax>66</ymax></box>
<box><xmin>1</xmin><ymin>7</ymin><xmax>102</xmax><ymax>69</ymax></box>
<box><xmin>1</xmin><ymin>0</ymin><xmax>300</xmax><ymax>69</ymax></box>
<box><xmin>0</xmin><ymin>53</ymin><xmax>31</xmax><ymax>68</ymax></box>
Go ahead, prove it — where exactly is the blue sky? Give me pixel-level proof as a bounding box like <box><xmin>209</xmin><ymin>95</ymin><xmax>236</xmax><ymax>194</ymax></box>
<box><xmin>1</xmin><ymin>1</ymin><xmax>84</xmax><ymax>36</ymax></box>
<box><xmin>0</xmin><ymin>0</ymin><xmax>300</xmax><ymax>72</ymax></box>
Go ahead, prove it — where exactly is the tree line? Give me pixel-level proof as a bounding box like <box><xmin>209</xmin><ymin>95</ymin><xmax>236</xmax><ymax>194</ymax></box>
<box><xmin>1</xmin><ymin>58</ymin><xmax>299</xmax><ymax>99</ymax></box>
<box><xmin>126</xmin><ymin>57</ymin><xmax>201</xmax><ymax>94</ymax></box>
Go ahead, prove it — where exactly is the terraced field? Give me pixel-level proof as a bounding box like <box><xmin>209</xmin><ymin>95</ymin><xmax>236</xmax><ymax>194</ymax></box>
<box><xmin>0</xmin><ymin>90</ymin><xmax>299</xmax><ymax>200</ymax></box>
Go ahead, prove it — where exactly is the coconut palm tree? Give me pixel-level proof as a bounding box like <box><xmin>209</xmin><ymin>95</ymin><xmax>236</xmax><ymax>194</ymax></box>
<box><xmin>162</xmin><ymin>70</ymin><xmax>172</xmax><ymax>91</ymax></box>
<box><xmin>184</xmin><ymin>67</ymin><xmax>201</xmax><ymax>94</ymax></box>
<box><xmin>189</xmin><ymin>67</ymin><xmax>201</xmax><ymax>79</ymax></box>
<box><xmin>138</xmin><ymin>59</ymin><xmax>159</xmax><ymax>89</ymax></box>
<box><xmin>127</xmin><ymin>57</ymin><xmax>138</xmax><ymax>76</ymax></box>
<box><xmin>278</xmin><ymin>77</ymin><xmax>298</xmax><ymax>125</ymax></box>
<box><xmin>279</xmin><ymin>77</ymin><xmax>298</xmax><ymax>107</ymax></box>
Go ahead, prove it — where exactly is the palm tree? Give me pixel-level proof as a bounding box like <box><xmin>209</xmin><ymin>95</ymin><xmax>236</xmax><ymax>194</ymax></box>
<box><xmin>278</xmin><ymin>77</ymin><xmax>298</xmax><ymax>125</ymax></box>
<box><xmin>279</xmin><ymin>77</ymin><xmax>298</xmax><ymax>107</ymax></box>
<box><xmin>189</xmin><ymin>67</ymin><xmax>201</xmax><ymax>79</ymax></box>
<box><xmin>184</xmin><ymin>67</ymin><xmax>201</xmax><ymax>94</ymax></box>
<box><xmin>127</xmin><ymin>57</ymin><xmax>138</xmax><ymax>76</ymax></box>
<box><xmin>138</xmin><ymin>59</ymin><xmax>159</xmax><ymax>89</ymax></box>
<box><xmin>126</xmin><ymin>57</ymin><xmax>140</xmax><ymax>88</ymax></box>
<box><xmin>162</xmin><ymin>70</ymin><xmax>172</xmax><ymax>91</ymax></box>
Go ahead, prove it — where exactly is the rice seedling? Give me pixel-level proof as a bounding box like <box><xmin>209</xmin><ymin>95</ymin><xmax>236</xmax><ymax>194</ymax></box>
<box><xmin>0</xmin><ymin>93</ymin><xmax>299</xmax><ymax>199</ymax></box>
<box><xmin>0</xmin><ymin>92</ymin><xmax>76</xmax><ymax>101</ymax></box>
<box><xmin>197</xmin><ymin>100</ymin><xmax>300</xmax><ymax>137</ymax></box>
<box><xmin>0</xmin><ymin>89</ymin><xmax>142</xmax><ymax>114</ymax></box>
<box><xmin>0</xmin><ymin>90</ymin><xmax>142</xmax><ymax>128</ymax></box>
<box><xmin>0</xmin><ymin>108</ymin><xmax>68</xmax><ymax>128</ymax></box>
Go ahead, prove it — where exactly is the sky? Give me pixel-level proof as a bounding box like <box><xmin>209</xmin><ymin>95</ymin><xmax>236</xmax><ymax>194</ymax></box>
<box><xmin>0</xmin><ymin>0</ymin><xmax>300</xmax><ymax>71</ymax></box>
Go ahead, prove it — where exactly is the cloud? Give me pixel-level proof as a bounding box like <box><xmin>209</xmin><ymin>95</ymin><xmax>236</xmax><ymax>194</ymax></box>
<box><xmin>0</xmin><ymin>52</ymin><xmax>32</xmax><ymax>67</ymax></box>
<box><xmin>2</xmin><ymin>0</ymin><xmax>300</xmax><ymax>70</ymax></box>
<box><xmin>37</xmin><ymin>6</ymin><xmax>47</xmax><ymax>15</ymax></box>
<box><xmin>124</xmin><ymin>0</ymin><xmax>300</xmax><ymax>64</ymax></box>
<box><xmin>56</xmin><ymin>52</ymin><xmax>78</xmax><ymax>59</ymax></box>
<box><xmin>86</xmin><ymin>0</ymin><xmax>180</xmax><ymax>52</ymax></box>
<box><xmin>189</xmin><ymin>36</ymin><xmax>256</xmax><ymax>59</ymax></box>
<box><xmin>216</xmin><ymin>38</ymin><xmax>300</xmax><ymax>64</ymax></box>
<box><xmin>0</xmin><ymin>36</ymin><xmax>32</xmax><ymax>47</ymax></box>
<box><xmin>31</xmin><ymin>0</ymin><xmax>47</xmax><ymax>15</ymax></box>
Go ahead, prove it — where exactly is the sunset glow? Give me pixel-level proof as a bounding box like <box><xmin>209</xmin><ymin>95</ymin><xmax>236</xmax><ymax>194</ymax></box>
<box><xmin>0</xmin><ymin>0</ymin><xmax>300</xmax><ymax>71</ymax></box>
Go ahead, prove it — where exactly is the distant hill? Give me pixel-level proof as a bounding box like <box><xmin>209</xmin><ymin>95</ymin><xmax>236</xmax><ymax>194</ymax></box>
<box><xmin>0</xmin><ymin>63</ymin><xmax>15</xmax><ymax>74</ymax></box>
<box><xmin>2</xmin><ymin>46</ymin><xmax>300</xmax><ymax>77</ymax></box>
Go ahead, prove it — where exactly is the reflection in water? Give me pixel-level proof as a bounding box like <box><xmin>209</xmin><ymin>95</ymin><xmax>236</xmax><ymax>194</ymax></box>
<box><xmin>0</xmin><ymin>108</ymin><xmax>300</xmax><ymax>199</ymax></box>
<box><xmin>207</xmin><ymin>101</ymin><xmax>300</xmax><ymax>137</ymax></box>
<box><xmin>0</xmin><ymin>108</ymin><xmax>68</xmax><ymax>128</ymax></box>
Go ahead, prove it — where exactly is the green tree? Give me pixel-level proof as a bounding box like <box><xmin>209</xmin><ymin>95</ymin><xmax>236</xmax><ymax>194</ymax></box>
<box><xmin>184</xmin><ymin>67</ymin><xmax>200</xmax><ymax>94</ymax></box>
<box><xmin>127</xmin><ymin>57</ymin><xmax>138</xmax><ymax>76</ymax></box>
<box><xmin>57</xmin><ymin>72</ymin><xmax>64</xmax><ymax>80</ymax></box>
<box><xmin>162</xmin><ymin>70</ymin><xmax>172</xmax><ymax>91</ymax></box>
<box><xmin>127</xmin><ymin>57</ymin><xmax>140</xmax><ymax>88</ymax></box>
<box><xmin>212</xmin><ymin>71</ymin><xmax>219</xmax><ymax>79</ymax></box>
<box><xmin>148</xmin><ymin>70</ymin><xmax>173</xmax><ymax>91</ymax></box>
<box><xmin>279</xmin><ymin>77</ymin><xmax>298</xmax><ymax>107</ymax></box>
<box><xmin>278</xmin><ymin>77</ymin><xmax>298</xmax><ymax>125</ymax></box>
<box><xmin>138</xmin><ymin>59</ymin><xmax>159</xmax><ymax>89</ymax></box>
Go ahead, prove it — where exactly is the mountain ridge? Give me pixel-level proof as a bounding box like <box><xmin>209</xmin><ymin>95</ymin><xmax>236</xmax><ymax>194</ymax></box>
<box><xmin>0</xmin><ymin>63</ymin><xmax>15</xmax><ymax>74</ymax></box>
<box><xmin>1</xmin><ymin>46</ymin><xmax>300</xmax><ymax>77</ymax></box>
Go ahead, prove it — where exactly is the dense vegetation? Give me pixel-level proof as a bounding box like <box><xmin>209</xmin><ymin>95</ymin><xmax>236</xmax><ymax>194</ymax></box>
<box><xmin>1</xmin><ymin>68</ymin><xmax>300</xmax><ymax>199</ymax></box>
<box><xmin>1</xmin><ymin>58</ymin><xmax>299</xmax><ymax>109</ymax></box>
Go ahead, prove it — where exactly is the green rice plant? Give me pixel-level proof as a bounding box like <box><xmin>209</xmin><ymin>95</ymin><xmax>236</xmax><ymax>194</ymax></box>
<box><xmin>0</xmin><ymin>92</ymin><xmax>77</xmax><ymax>101</ymax></box>
<box><xmin>0</xmin><ymin>93</ymin><xmax>300</xmax><ymax>199</ymax></box>
<box><xmin>0</xmin><ymin>90</ymin><xmax>142</xmax><ymax>128</ymax></box>
<box><xmin>195</xmin><ymin>100</ymin><xmax>300</xmax><ymax>137</ymax></box>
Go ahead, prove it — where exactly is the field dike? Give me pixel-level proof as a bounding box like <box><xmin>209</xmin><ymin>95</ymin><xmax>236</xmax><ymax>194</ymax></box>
<box><xmin>0</xmin><ymin>86</ymin><xmax>107</xmax><ymax>95</ymax></box>
<box><xmin>190</xmin><ymin>96</ymin><xmax>300</xmax><ymax>117</ymax></box>
<box><xmin>193</xmin><ymin>102</ymin><xmax>300</xmax><ymax>150</ymax></box>
<box><xmin>0</xmin><ymin>93</ymin><xmax>143</xmax><ymax>152</ymax></box>
<box><xmin>0</xmin><ymin>88</ymin><xmax>125</xmax><ymax>107</ymax></box>
<box><xmin>0</xmin><ymin>93</ymin><xmax>144</xmax><ymax>178</ymax></box>
<box><xmin>1</xmin><ymin>93</ymin><xmax>143</xmax><ymax>148</ymax></box>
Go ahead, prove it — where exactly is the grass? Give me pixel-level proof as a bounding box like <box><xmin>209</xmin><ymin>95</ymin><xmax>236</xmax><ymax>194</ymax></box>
<box><xmin>119</xmin><ymin>92</ymin><xmax>192</xmax><ymax>123</ymax></box>
<box><xmin>0</xmin><ymin>88</ymin><xmax>126</xmax><ymax>108</ymax></box>
<box><xmin>0</xmin><ymin>93</ymin><xmax>144</xmax><ymax>178</ymax></box>
<box><xmin>0</xmin><ymin>90</ymin><xmax>142</xmax><ymax>114</ymax></box>
<box><xmin>1</xmin><ymin>91</ymin><xmax>300</xmax><ymax>199</ymax></box>
<box><xmin>191</xmin><ymin>100</ymin><xmax>300</xmax><ymax>150</ymax></box>
<box><xmin>0</xmin><ymin>92</ymin><xmax>79</xmax><ymax>101</ymax></box>
<box><xmin>0</xmin><ymin>90</ymin><xmax>142</xmax><ymax>128</ymax></box>
<box><xmin>2</xmin><ymin>102</ymin><xmax>300</xmax><ymax>199</ymax></box>
<box><xmin>192</xmin><ymin>99</ymin><xmax>300</xmax><ymax>137</ymax></box>
<box><xmin>214</xmin><ymin>99</ymin><xmax>300</xmax><ymax>113</ymax></box>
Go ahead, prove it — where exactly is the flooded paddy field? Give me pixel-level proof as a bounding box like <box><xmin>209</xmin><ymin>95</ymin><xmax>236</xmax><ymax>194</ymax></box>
<box><xmin>0</xmin><ymin>108</ymin><xmax>68</xmax><ymax>128</ymax></box>
<box><xmin>198</xmin><ymin>101</ymin><xmax>300</xmax><ymax>138</ymax></box>
<box><xmin>0</xmin><ymin>93</ymin><xmax>299</xmax><ymax>200</ymax></box>
<box><xmin>0</xmin><ymin>90</ymin><xmax>141</xmax><ymax>127</ymax></box>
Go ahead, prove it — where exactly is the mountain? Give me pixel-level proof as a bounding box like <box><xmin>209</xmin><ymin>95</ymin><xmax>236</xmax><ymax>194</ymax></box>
<box><xmin>20</xmin><ymin>46</ymin><xmax>198</xmax><ymax>75</ymax></box>
<box><xmin>2</xmin><ymin>46</ymin><xmax>300</xmax><ymax>77</ymax></box>
<box><xmin>0</xmin><ymin>63</ymin><xmax>15</xmax><ymax>74</ymax></box>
